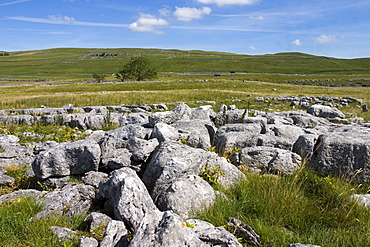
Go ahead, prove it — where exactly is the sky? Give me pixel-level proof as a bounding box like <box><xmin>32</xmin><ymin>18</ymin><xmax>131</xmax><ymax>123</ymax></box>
<box><xmin>1</xmin><ymin>0</ymin><xmax>370</xmax><ymax>58</ymax></box>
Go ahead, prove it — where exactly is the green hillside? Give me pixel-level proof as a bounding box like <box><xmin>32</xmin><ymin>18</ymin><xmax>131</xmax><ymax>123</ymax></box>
<box><xmin>0</xmin><ymin>48</ymin><xmax>369</xmax><ymax>122</ymax></box>
<box><xmin>1</xmin><ymin>48</ymin><xmax>369</xmax><ymax>81</ymax></box>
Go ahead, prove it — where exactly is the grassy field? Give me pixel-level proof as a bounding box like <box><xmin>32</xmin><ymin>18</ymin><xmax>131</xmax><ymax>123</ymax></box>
<box><xmin>1</xmin><ymin>48</ymin><xmax>369</xmax><ymax>111</ymax></box>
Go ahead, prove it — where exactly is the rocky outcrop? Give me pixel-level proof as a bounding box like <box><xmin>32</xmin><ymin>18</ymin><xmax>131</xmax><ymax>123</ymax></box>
<box><xmin>309</xmin><ymin>125</ymin><xmax>370</xmax><ymax>182</ymax></box>
<box><xmin>307</xmin><ymin>104</ymin><xmax>345</xmax><ymax>119</ymax></box>
<box><xmin>142</xmin><ymin>141</ymin><xmax>245</xmax><ymax>190</ymax></box>
<box><xmin>33</xmin><ymin>183</ymin><xmax>95</xmax><ymax>219</ymax></box>
<box><xmin>0</xmin><ymin>168</ymin><xmax>15</xmax><ymax>185</ymax></box>
<box><xmin>0</xmin><ymin>134</ymin><xmax>34</xmax><ymax>167</ymax></box>
<box><xmin>129</xmin><ymin>210</ymin><xmax>208</xmax><ymax>247</ymax></box>
<box><xmin>231</xmin><ymin>146</ymin><xmax>302</xmax><ymax>175</ymax></box>
<box><xmin>97</xmin><ymin>167</ymin><xmax>158</xmax><ymax>231</ymax></box>
<box><xmin>152</xmin><ymin>175</ymin><xmax>216</xmax><ymax>219</ymax></box>
<box><xmin>0</xmin><ymin>101</ymin><xmax>369</xmax><ymax>247</ymax></box>
<box><xmin>32</xmin><ymin>140</ymin><xmax>101</xmax><ymax>179</ymax></box>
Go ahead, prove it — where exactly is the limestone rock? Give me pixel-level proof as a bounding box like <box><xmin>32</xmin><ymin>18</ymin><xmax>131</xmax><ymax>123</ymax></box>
<box><xmin>32</xmin><ymin>140</ymin><xmax>101</xmax><ymax>179</ymax></box>
<box><xmin>151</xmin><ymin>123</ymin><xmax>179</xmax><ymax>142</ymax></box>
<box><xmin>143</xmin><ymin>141</ymin><xmax>245</xmax><ymax>190</ymax></box>
<box><xmin>78</xmin><ymin>236</ymin><xmax>99</xmax><ymax>247</ymax></box>
<box><xmin>50</xmin><ymin>226</ymin><xmax>76</xmax><ymax>241</ymax></box>
<box><xmin>214</xmin><ymin>123</ymin><xmax>263</xmax><ymax>153</ymax></box>
<box><xmin>233</xmin><ymin>146</ymin><xmax>302</xmax><ymax>175</ymax></box>
<box><xmin>129</xmin><ymin>210</ymin><xmax>208</xmax><ymax>247</ymax></box>
<box><xmin>0</xmin><ymin>174</ymin><xmax>15</xmax><ymax>186</ymax></box>
<box><xmin>142</xmin><ymin>141</ymin><xmax>206</xmax><ymax>189</ymax></box>
<box><xmin>0</xmin><ymin>189</ymin><xmax>47</xmax><ymax>205</ymax></box>
<box><xmin>307</xmin><ymin>104</ymin><xmax>345</xmax><ymax>119</ymax></box>
<box><xmin>152</xmin><ymin>175</ymin><xmax>216</xmax><ymax>219</ymax></box>
<box><xmin>87</xmin><ymin>212</ymin><xmax>113</xmax><ymax>231</ymax></box>
<box><xmin>309</xmin><ymin>126</ymin><xmax>370</xmax><ymax>182</ymax></box>
<box><xmin>97</xmin><ymin>167</ymin><xmax>158</xmax><ymax>231</ymax></box>
<box><xmin>81</xmin><ymin>171</ymin><xmax>108</xmax><ymax>188</ymax></box>
<box><xmin>0</xmin><ymin>134</ymin><xmax>34</xmax><ymax>167</ymax></box>
<box><xmin>33</xmin><ymin>183</ymin><xmax>95</xmax><ymax>219</ymax></box>
<box><xmin>351</xmin><ymin>194</ymin><xmax>370</xmax><ymax>208</ymax></box>
<box><xmin>100</xmin><ymin>220</ymin><xmax>129</xmax><ymax>247</ymax></box>
<box><xmin>292</xmin><ymin>134</ymin><xmax>318</xmax><ymax>159</ymax></box>
<box><xmin>173</xmin><ymin>120</ymin><xmax>214</xmax><ymax>149</ymax></box>
<box><xmin>189</xmin><ymin>219</ymin><xmax>242</xmax><ymax>247</ymax></box>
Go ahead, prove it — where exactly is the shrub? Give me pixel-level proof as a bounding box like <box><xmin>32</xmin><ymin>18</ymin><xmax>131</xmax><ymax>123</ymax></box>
<box><xmin>92</xmin><ymin>73</ymin><xmax>105</xmax><ymax>83</ymax></box>
<box><xmin>115</xmin><ymin>56</ymin><xmax>157</xmax><ymax>81</ymax></box>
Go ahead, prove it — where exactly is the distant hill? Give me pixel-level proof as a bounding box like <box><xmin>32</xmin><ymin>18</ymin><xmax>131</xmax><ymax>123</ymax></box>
<box><xmin>0</xmin><ymin>48</ymin><xmax>369</xmax><ymax>81</ymax></box>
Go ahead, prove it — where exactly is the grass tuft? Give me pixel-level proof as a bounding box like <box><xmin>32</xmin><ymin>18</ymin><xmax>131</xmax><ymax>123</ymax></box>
<box><xmin>0</xmin><ymin>197</ymin><xmax>85</xmax><ymax>247</ymax></box>
<box><xmin>196</xmin><ymin>168</ymin><xmax>370</xmax><ymax>246</ymax></box>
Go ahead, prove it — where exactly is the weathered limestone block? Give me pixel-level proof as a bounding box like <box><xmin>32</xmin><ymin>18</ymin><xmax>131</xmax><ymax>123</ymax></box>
<box><xmin>32</xmin><ymin>140</ymin><xmax>101</xmax><ymax>179</ymax></box>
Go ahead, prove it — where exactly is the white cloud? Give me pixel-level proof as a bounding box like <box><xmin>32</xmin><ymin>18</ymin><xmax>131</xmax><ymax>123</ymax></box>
<box><xmin>249</xmin><ymin>46</ymin><xmax>257</xmax><ymax>50</ymax></box>
<box><xmin>0</xmin><ymin>0</ymin><xmax>31</xmax><ymax>7</ymax></box>
<box><xmin>197</xmin><ymin>0</ymin><xmax>260</xmax><ymax>6</ymax></box>
<box><xmin>249</xmin><ymin>15</ymin><xmax>265</xmax><ymax>20</ymax></box>
<box><xmin>315</xmin><ymin>35</ymin><xmax>340</xmax><ymax>43</ymax></box>
<box><xmin>291</xmin><ymin>39</ymin><xmax>302</xmax><ymax>46</ymax></box>
<box><xmin>129</xmin><ymin>13</ymin><xmax>169</xmax><ymax>34</ymax></box>
<box><xmin>8</xmin><ymin>16</ymin><xmax>128</xmax><ymax>27</ymax></box>
<box><xmin>174</xmin><ymin>7</ymin><xmax>212</xmax><ymax>21</ymax></box>
<box><xmin>48</xmin><ymin>15</ymin><xmax>75</xmax><ymax>23</ymax></box>
<box><xmin>158</xmin><ymin>5</ymin><xmax>171</xmax><ymax>17</ymax></box>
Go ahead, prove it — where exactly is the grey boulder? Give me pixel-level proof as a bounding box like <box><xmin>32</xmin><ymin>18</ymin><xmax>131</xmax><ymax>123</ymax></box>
<box><xmin>0</xmin><ymin>174</ymin><xmax>15</xmax><ymax>186</ymax></box>
<box><xmin>214</xmin><ymin>123</ymin><xmax>263</xmax><ymax>153</ymax></box>
<box><xmin>33</xmin><ymin>183</ymin><xmax>95</xmax><ymax>219</ymax></box>
<box><xmin>81</xmin><ymin>171</ymin><xmax>108</xmax><ymax>188</ymax></box>
<box><xmin>0</xmin><ymin>189</ymin><xmax>47</xmax><ymax>205</ymax></box>
<box><xmin>232</xmin><ymin>146</ymin><xmax>302</xmax><ymax>175</ymax></box>
<box><xmin>307</xmin><ymin>104</ymin><xmax>345</xmax><ymax>119</ymax></box>
<box><xmin>0</xmin><ymin>134</ymin><xmax>34</xmax><ymax>167</ymax></box>
<box><xmin>97</xmin><ymin>167</ymin><xmax>158</xmax><ymax>231</ymax></box>
<box><xmin>188</xmin><ymin>219</ymin><xmax>242</xmax><ymax>247</ymax></box>
<box><xmin>151</xmin><ymin>123</ymin><xmax>179</xmax><ymax>142</ymax></box>
<box><xmin>0</xmin><ymin>167</ymin><xmax>15</xmax><ymax>185</ymax></box>
<box><xmin>100</xmin><ymin>220</ymin><xmax>129</xmax><ymax>247</ymax></box>
<box><xmin>32</xmin><ymin>140</ymin><xmax>101</xmax><ymax>179</ymax></box>
<box><xmin>50</xmin><ymin>226</ymin><xmax>76</xmax><ymax>241</ymax></box>
<box><xmin>129</xmin><ymin>210</ymin><xmax>208</xmax><ymax>247</ymax></box>
<box><xmin>173</xmin><ymin>120</ymin><xmax>215</xmax><ymax>149</ymax></box>
<box><xmin>152</xmin><ymin>175</ymin><xmax>216</xmax><ymax>219</ymax></box>
<box><xmin>143</xmin><ymin>141</ymin><xmax>245</xmax><ymax>190</ymax></box>
<box><xmin>350</xmin><ymin>194</ymin><xmax>370</xmax><ymax>208</ymax></box>
<box><xmin>309</xmin><ymin>126</ymin><xmax>370</xmax><ymax>182</ymax></box>
<box><xmin>78</xmin><ymin>236</ymin><xmax>99</xmax><ymax>247</ymax></box>
<box><xmin>142</xmin><ymin>141</ymin><xmax>207</xmax><ymax>189</ymax></box>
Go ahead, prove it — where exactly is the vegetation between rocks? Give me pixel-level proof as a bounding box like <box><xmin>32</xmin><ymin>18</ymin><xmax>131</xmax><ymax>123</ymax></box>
<box><xmin>197</xmin><ymin>167</ymin><xmax>370</xmax><ymax>247</ymax></box>
<box><xmin>1</xmin><ymin>163</ymin><xmax>370</xmax><ymax>246</ymax></box>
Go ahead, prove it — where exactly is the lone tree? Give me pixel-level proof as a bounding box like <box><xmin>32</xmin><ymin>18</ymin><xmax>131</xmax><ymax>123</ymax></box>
<box><xmin>92</xmin><ymin>73</ymin><xmax>105</xmax><ymax>83</ymax></box>
<box><xmin>115</xmin><ymin>56</ymin><xmax>157</xmax><ymax>81</ymax></box>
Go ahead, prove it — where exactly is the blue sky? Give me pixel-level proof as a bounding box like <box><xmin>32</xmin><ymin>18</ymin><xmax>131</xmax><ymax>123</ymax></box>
<box><xmin>1</xmin><ymin>0</ymin><xmax>369</xmax><ymax>58</ymax></box>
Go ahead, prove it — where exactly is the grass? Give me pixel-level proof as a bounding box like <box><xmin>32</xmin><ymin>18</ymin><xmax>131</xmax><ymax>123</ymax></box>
<box><xmin>0</xmin><ymin>165</ymin><xmax>35</xmax><ymax>196</ymax></box>
<box><xmin>196</xmin><ymin>168</ymin><xmax>370</xmax><ymax>247</ymax></box>
<box><xmin>0</xmin><ymin>197</ymin><xmax>84</xmax><ymax>247</ymax></box>
<box><xmin>0</xmin><ymin>48</ymin><xmax>369</xmax><ymax>121</ymax></box>
<box><xmin>0</xmin><ymin>123</ymin><xmax>88</xmax><ymax>143</ymax></box>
